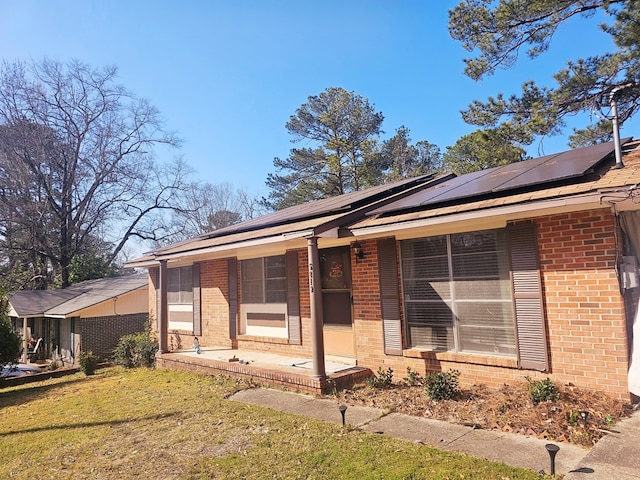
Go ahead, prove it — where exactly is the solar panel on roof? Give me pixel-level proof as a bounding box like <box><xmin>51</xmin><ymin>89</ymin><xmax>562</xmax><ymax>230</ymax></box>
<box><xmin>371</xmin><ymin>139</ymin><xmax>626</xmax><ymax>216</ymax></box>
<box><xmin>154</xmin><ymin>173</ymin><xmax>436</xmax><ymax>254</ymax></box>
<box><xmin>368</xmin><ymin>168</ymin><xmax>490</xmax><ymax>212</ymax></box>
<box><xmin>493</xmin><ymin>140</ymin><xmax>624</xmax><ymax>192</ymax></box>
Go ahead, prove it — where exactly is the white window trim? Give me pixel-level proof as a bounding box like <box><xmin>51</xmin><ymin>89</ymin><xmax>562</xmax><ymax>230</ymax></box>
<box><xmin>242</xmin><ymin>303</ymin><xmax>288</xmax><ymax>338</ymax></box>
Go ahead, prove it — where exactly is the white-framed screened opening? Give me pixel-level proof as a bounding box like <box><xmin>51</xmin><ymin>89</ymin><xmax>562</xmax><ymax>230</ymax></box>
<box><xmin>241</xmin><ymin>255</ymin><xmax>288</xmax><ymax>338</ymax></box>
<box><xmin>400</xmin><ymin>228</ymin><xmax>516</xmax><ymax>357</ymax></box>
<box><xmin>167</xmin><ymin>265</ymin><xmax>194</xmax><ymax>331</ymax></box>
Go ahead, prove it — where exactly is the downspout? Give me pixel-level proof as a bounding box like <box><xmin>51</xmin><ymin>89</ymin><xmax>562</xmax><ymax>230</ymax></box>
<box><xmin>307</xmin><ymin>237</ymin><xmax>327</xmax><ymax>380</ymax></box>
<box><xmin>610</xmin><ymin>83</ymin><xmax>634</xmax><ymax>169</ymax></box>
<box><xmin>158</xmin><ymin>260</ymin><xmax>169</xmax><ymax>353</ymax></box>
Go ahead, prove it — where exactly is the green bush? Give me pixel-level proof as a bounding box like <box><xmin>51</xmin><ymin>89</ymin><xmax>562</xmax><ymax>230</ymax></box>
<box><xmin>366</xmin><ymin>366</ymin><xmax>394</xmax><ymax>389</ymax></box>
<box><xmin>525</xmin><ymin>376</ymin><xmax>559</xmax><ymax>404</ymax></box>
<box><xmin>78</xmin><ymin>351</ymin><xmax>98</xmax><ymax>375</ymax></box>
<box><xmin>403</xmin><ymin>367</ymin><xmax>423</xmax><ymax>386</ymax></box>
<box><xmin>425</xmin><ymin>369</ymin><xmax>460</xmax><ymax>401</ymax></box>
<box><xmin>113</xmin><ymin>328</ymin><xmax>158</xmax><ymax>369</ymax></box>
<box><xmin>0</xmin><ymin>300</ymin><xmax>20</xmax><ymax>368</ymax></box>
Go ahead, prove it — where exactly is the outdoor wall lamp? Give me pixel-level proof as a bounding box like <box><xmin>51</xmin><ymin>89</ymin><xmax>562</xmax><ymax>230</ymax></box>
<box><xmin>352</xmin><ymin>241</ymin><xmax>364</xmax><ymax>261</ymax></box>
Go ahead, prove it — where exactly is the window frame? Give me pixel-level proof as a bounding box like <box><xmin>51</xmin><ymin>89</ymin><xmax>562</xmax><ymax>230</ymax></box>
<box><xmin>240</xmin><ymin>254</ymin><xmax>289</xmax><ymax>338</ymax></box>
<box><xmin>400</xmin><ymin>228</ymin><xmax>516</xmax><ymax>357</ymax></box>
<box><xmin>167</xmin><ymin>265</ymin><xmax>193</xmax><ymax>305</ymax></box>
<box><xmin>241</xmin><ymin>255</ymin><xmax>287</xmax><ymax>305</ymax></box>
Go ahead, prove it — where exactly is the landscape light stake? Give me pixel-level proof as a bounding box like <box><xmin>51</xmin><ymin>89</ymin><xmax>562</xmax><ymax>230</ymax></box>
<box><xmin>579</xmin><ymin>410</ymin><xmax>590</xmax><ymax>429</ymax></box>
<box><xmin>339</xmin><ymin>405</ymin><xmax>347</xmax><ymax>426</ymax></box>
<box><xmin>545</xmin><ymin>443</ymin><xmax>560</xmax><ymax>475</ymax></box>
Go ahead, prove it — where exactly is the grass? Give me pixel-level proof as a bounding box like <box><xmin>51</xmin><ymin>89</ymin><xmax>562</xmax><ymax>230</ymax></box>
<box><xmin>0</xmin><ymin>367</ymin><xmax>549</xmax><ymax>479</ymax></box>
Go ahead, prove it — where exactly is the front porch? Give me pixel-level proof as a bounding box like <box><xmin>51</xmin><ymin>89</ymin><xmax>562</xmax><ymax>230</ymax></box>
<box><xmin>156</xmin><ymin>348</ymin><xmax>372</xmax><ymax>395</ymax></box>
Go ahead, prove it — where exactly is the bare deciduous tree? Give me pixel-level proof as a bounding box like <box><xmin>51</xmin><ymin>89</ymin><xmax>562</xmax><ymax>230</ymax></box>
<box><xmin>0</xmin><ymin>58</ymin><xmax>187</xmax><ymax>289</ymax></box>
<box><xmin>164</xmin><ymin>182</ymin><xmax>266</xmax><ymax>243</ymax></box>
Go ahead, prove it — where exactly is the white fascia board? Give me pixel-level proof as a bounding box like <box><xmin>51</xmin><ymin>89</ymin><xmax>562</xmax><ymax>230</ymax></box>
<box><xmin>124</xmin><ymin>260</ymin><xmax>158</xmax><ymax>268</ymax></box>
<box><xmin>156</xmin><ymin>229</ymin><xmax>316</xmax><ymax>262</ymax></box>
<box><xmin>41</xmin><ymin>313</ymin><xmax>67</xmax><ymax>319</ymax></box>
<box><xmin>317</xmin><ymin>227</ymin><xmax>339</xmax><ymax>238</ymax></box>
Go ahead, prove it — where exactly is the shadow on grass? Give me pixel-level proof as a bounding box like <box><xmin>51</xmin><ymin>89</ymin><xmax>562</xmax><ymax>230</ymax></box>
<box><xmin>0</xmin><ymin>411</ymin><xmax>179</xmax><ymax>437</ymax></box>
<box><xmin>0</xmin><ymin>372</ymin><xmax>105</xmax><ymax>409</ymax></box>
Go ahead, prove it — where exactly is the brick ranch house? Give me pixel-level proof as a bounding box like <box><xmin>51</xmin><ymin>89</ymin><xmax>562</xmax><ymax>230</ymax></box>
<box><xmin>7</xmin><ymin>274</ymin><xmax>149</xmax><ymax>364</ymax></box>
<box><xmin>127</xmin><ymin>140</ymin><xmax>640</xmax><ymax>401</ymax></box>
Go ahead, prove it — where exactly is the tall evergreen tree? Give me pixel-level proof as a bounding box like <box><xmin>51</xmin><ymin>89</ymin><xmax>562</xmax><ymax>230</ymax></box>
<box><xmin>442</xmin><ymin>129</ymin><xmax>527</xmax><ymax>175</ymax></box>
<box><xmin>263</xmin><ymin>87</ymin><xmax>384</xmax><ymax>210</ymax></box>
<box><xmin>449</xmin><ymin>0</ymin><xmax>639</xmax><ymax>147</ymax></box>
<box><xmin>379</xmin><ymin>126</ymin><xmax>442</xmax><ymax>183</ymax></box>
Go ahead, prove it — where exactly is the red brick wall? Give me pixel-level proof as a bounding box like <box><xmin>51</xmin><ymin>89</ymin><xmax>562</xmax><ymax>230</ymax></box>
<box><xmin>352</xmin><ymin>239</ymin><xmax>387</xmax><ymax>368</ymax></box>
<box><xmin>78</xmin><ymin>313</ymin><xmax>148</xmax><ymax>361</ymax></box>
<box><xmin>349</xmin><ymin>211</ymin><xmax>630</xmax><ymax>398</ymax></box>
<box><xmin>149</xmin><ymin>208</ymin><xmax>631</xmax><ymax>398</ymax></box>
<box><xmin>537</xmin><ymin>209</ymin><xmax>628</xmax><ymax>395</ymax></box>
<box><xmin>199</xmin><ymin>259</ymin><xmax>234</xmax><ymax>349</ymax></box>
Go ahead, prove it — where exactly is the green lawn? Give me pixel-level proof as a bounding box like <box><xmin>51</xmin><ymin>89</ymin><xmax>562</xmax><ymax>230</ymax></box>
<box><xmin>0</xmin><ymin>367</ymin><xmax>548</xmax><ymax>479</ymax></box>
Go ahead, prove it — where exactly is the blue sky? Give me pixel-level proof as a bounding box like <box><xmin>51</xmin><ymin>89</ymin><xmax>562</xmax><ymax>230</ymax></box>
<box><xmin>1</xmin><ymin>1</ymin><xmax>634</xmax><ymax>198</ymax></box>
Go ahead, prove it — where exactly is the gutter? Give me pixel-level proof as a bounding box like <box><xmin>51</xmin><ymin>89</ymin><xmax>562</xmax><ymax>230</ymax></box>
<box><xmin>349</xmin><ymin>191</ymin><xmax>608</xmax><ymax>239</ymax></box>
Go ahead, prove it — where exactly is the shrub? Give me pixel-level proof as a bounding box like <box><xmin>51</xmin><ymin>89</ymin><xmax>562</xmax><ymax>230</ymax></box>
<box><xmin>403</xmin><ymin>367</ymin><xmax>423</xmax><ymax>386</ymax></box>
<box><xmin>425</xmin><ymin>369</ymin><xmax>460</xmax><ymax>401</ymax></box>
<box><xmin>78</xmin><ymin>351</ymin><xmax>98</xmax><ymax>375</ymax></box>
<box><xmin>113</xmin><ymin>328</ymin><xmax>158</xmax><ymax>369</ymax></box>
<box><xmin>525</xmin><ymin>376</ymin><xmax>559</xmax><ymax>404</ymax></box>
<box><xmin>366</xmin><ymin>366</ymin><xmax>394</xmax><ymax>389</ymax></box>
<box><xmin>0</xmin><ymin>300</ymin><xmax>20</xmax><ymax>368</ymax></box>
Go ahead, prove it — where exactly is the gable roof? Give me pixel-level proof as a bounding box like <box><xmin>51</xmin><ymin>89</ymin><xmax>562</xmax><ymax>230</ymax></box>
<box><xmin>127</xmin><ymin>139</ymin><xmax>639</xmax><ymax>267</ymax></box>
<box><xmin>7</xmin><ymin>274</ymin><xmax>148</xmax><ymax>318</ymax></box>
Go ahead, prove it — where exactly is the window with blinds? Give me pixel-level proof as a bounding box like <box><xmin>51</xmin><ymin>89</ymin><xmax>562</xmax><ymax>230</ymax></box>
<box><xmin>241</xmin><ymin>255</ymin><xmax>287</xmax><ymax>304</ymax></box>
<box><xmin>400</xmin><ymin>229</ymin><xmax>516</xmax><ymax>356</ymax></box>
<box><xmin>168</xmin><ymin>266</ymin><xmax>193</xmax><ymax>305</ymax></box>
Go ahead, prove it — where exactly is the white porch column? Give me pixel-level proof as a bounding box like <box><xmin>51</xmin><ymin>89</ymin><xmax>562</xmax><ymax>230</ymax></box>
<box><xmin>307</xmin><ymin>237</ymin><xmax>326</xmax><ymax>380</ymax></box>
<box><xmin>158</xmin><ymin>260</ymin><xmax>169</xmax><ymax>353</ymax></box>
<box><xmin>22</xmin><ymin>317</ymin><xmax>28</xmax><ymax>363</ymax></box>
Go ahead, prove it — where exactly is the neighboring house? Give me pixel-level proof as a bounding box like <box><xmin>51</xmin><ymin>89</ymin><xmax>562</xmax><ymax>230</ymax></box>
<box><xmin>7</xmin><ymin>274</ymin><xmax>149</xmax><ymax>364</ymax></box>
<box><xmin>127</xmin><ymin>139</ymin><xmax>640</xmax><ymax>400</ymax></box>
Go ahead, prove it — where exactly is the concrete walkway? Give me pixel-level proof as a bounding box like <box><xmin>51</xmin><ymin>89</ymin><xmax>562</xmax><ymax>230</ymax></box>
<box><xmin>230</xmin><ymin>388</ymin><xmax>594</xmax><ymax>476</ymax></box>
<box><xmin>563</xmin><ymin>411</ymin><xmax>640</xmax><ymax>479</ymax></box>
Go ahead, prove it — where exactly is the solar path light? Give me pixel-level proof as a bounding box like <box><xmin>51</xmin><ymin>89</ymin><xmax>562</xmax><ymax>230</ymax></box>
<box><xmin>339</xmin><ymin>405</ymin><xmax>347</xmax><ymax>426</ymax></box>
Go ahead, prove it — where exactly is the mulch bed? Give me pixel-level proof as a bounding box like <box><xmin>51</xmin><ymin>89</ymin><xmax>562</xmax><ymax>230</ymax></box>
<box><xmin>328</xmin><ymin>381</ymin><xmax>634</xmax><ymax>447</ymax></box>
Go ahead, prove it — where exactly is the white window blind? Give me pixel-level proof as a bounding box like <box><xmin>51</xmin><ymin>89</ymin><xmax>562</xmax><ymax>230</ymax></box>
<box><xmin>401</xmin><ymin>229</ymin><xmax>516</xmax><ymax>356</ymax></box>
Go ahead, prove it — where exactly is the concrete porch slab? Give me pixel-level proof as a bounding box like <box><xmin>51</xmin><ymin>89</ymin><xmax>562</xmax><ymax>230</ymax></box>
<box><xmin>156</xmin><ymin>348</ymin><xmax>371</xmax><ymax>394</ymax></box>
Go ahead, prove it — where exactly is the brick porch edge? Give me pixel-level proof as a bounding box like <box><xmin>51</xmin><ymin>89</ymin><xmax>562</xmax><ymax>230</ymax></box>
<box><xmin>157</xmin><ymin>352</ymin><xmax>372</xmax><ymax>395</ymax></box>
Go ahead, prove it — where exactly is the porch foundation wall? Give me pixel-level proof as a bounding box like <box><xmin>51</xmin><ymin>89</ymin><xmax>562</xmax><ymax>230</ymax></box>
<box><xmin>156</xmin><ymin>352</ymin><xmax>371</xmax><ymax>395</ymax></box>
